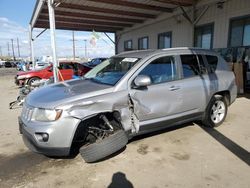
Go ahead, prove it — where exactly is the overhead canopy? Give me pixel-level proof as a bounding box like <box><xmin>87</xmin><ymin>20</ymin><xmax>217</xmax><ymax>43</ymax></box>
<box><xmin>30</xmin><ymin>0</ymin><xmax>195</xmax><ymax>33</ymax></box>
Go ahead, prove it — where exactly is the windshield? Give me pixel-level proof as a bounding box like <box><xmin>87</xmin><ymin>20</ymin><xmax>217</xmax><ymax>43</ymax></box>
<box><xmin>89</xmin><ymin>58</ymin><xmax>101</xmax><ymax>66</ymax></box>
<box><xmin>84</xmin><ymin>57</ymin><xmax>140</xmax><ymax>86</ymax></box>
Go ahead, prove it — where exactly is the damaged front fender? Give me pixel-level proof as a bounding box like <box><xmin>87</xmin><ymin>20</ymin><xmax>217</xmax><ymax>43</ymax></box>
<box><xmin>58</xmin><ymin>90</ymin><xmax>140</xmax><ymax>133</ymax></box>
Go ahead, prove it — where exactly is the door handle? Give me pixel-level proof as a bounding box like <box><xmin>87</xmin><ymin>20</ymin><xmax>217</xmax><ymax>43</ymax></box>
<box><xmin>169</xmin><ymin>85</ymin><xmax>180</xmax><ymax>91</ymax></box>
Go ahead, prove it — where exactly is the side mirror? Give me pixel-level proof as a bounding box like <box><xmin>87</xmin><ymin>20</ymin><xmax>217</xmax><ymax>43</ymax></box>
<box><xmin>134</xmin><ymin>75</ymin><xmax>151</xmax><ymax>88</ymax></box>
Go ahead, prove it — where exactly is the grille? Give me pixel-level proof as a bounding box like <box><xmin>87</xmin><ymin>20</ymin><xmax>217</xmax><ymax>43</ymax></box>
<box><xmin>21</xmin><ymin>103</ymin><xmax>34</xmax><ymax>122</ymax></box>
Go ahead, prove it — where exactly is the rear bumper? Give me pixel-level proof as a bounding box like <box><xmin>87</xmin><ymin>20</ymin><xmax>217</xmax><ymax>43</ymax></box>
<box><xmin>19</xmin><ymin>117</ymin><xmax>71</xmax><ymax>156</ymax></box>
<box><xmin>230</xmin><ymin>83</ymin><xmax>238</xmax><ymax>105</ymax></box>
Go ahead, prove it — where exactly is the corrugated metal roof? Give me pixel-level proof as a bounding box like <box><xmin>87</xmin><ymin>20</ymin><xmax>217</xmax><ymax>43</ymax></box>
<box><xmin>31</xmin><ymin>0</ymin><xmax>195</xmax><ymax>32</ymax></box>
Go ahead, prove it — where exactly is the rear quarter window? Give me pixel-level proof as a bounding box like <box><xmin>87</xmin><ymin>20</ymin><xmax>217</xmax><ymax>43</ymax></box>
<box><xmin>206</xmin><ymin>55</ymin><xmax>218</xmax><ymax>72</ymax></box>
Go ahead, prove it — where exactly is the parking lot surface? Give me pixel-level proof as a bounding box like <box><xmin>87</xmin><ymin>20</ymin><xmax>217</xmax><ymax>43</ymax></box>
<box><xmin>0</xmin><ymin>68</ymin><xmax>249</xmax><ymax>188</ymax></box>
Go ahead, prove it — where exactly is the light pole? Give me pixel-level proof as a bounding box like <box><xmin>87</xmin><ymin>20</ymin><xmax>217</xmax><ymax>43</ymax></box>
<box><xmin>7</xmin><ymin>42</ymin><xmax>10</xmax><ymax>57</ymax></box>
<box><xmin>84</xmin><ymin>39</ymin><xmax>87</xmax><ymax>60</ymax></box>
<box><xmin>17</xmin><ymin>37</ymin><xmax>20</xmax><ymax>58</ymax></box>
<box><xmin>72</xmin><ymin>31</ymin><xmax>76</xmax><ymax>60</ymax></box>
<box><xmin>70</xmin><ymin>31</ymin><xmax>78</xmax><ymax>60</ymax></box>
<box><xmin>11</xmin><ymin>39</ymin><xmax>16</xmax><ymax>61</ymax></box>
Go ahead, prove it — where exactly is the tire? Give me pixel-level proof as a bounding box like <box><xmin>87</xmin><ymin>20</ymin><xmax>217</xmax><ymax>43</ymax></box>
<box><xmin>202</xmin><ymin>95</ymin><xmax>228</xmax><ymax>128</ymax></box>
<box><xmin>27</xmin><ymin>77</ymin><xmax>40</xmax><ymax>86</ymax></box>
<box><xmin>80</xmin><ymin>130</ymin><xmax>128</xmax><ymax>163</ymax></box>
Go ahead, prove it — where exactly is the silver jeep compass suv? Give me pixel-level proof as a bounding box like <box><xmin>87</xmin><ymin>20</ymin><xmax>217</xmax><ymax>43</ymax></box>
<box><xmin>19</xmin><ymin>48</ymin><xmax>237</xmax><ymax>162</ymax></box>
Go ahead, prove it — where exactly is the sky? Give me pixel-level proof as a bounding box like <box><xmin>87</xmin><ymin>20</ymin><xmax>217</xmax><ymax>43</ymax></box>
<box><xmin>0</xmin><ymin>0</ymin><xmax>115</xmax><ymax>59</ymax></box>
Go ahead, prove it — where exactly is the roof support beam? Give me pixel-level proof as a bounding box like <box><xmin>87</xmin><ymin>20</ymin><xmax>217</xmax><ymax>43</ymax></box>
<box><xmin>40</xmin><ymin>9</ymin><xmax>144</xmax><ymax>23</ymax></box>
<box><xmin>104</xmin><ymin>32</ymin><xmax>115</xmax><ymax>44</ymax></box>
<box><xmin>155</xmin><ymin>0</ymin><xmax>195</xmax><ymax>6</ymax></box>
<box><xmin>34</xmin><ymin>28</ymin><xmax>47</xmax><ymax>39</ymax></box>
<box><xmin>39</xmin><ymin>15</ymin><xmax>133</xmax><ymax>27</ymax></box>
<box><xmin>36</xmin><ymin>23</ymin><xmax>119</xmax><ymax>33</ymax></box>
<box><xmin>36</xmin><ymin>26</ymin><xmax>117</xmax><ymax>33</ymax></box>
<box><xmin>30</xmin><ymin>0</ymin><xmax>45</xmax><ymax>28</ymax></box>
<box><xmin>88</xmin><ymin>0</ymin><xmax>173</xmax><ymax>12</ymax></box>
<box><xmin>180</xmin><ymin>5</ymin><xmax>210</xmax><ymax>25</ymax></box>
<box><xmin>58</xmin><ymin>3</ymin><xmax>157</xmax><ymax>18</ymax></box>
<box><xmin>193</xmin><ymin>5</ymin><xmax>209</xmax><ymax>25</ymax></box>
<box><xmin>36</xmin><ymin>20</ymin><xmax>123</xmax><ymax>31</ymax></box>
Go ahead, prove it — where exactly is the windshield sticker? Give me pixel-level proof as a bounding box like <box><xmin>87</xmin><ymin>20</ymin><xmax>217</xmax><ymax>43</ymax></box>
<box><xmin>122</xmin><ymin>58</ymin><xmax>138</xmax><ymax>62</ymax></box>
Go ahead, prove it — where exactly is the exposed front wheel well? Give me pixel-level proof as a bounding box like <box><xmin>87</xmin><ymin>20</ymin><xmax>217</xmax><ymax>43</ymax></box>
<box><xmin>70</xmin><ymin>111</ymin><xmax>124</xmax><ymax>155</ymax></box>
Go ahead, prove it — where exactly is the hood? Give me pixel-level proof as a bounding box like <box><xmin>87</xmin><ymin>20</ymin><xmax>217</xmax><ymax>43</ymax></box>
<box><xmin>17</xmin><ymin>69</ymin><xmax>41</xmax><ymax>76</ymax></box>
<box><xmin>17</xmin><ymin>70</ymin><xmax>35</xmax><ymax>76</ymax></box>
<box><xmin>17</xmin><ymin>66</ymin><xmax>50</xmax><ymax>76</ymax></box>
<box><xmin>26</xmin><ymin>79</ymin><xmax>113</xmax><ymax>109</ymax></box>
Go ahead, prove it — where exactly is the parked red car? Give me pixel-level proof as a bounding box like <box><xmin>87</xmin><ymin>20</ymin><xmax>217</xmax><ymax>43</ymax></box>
<box><xmin>15</xmin><ymin>61</ymin><xmax>89</xmax><ymax>86</ymax></box>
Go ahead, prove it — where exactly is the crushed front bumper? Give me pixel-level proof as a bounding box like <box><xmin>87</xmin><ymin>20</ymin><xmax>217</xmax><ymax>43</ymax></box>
<box><xmin>19</xmin><ymin>117</ymin><xmax>72</xmax><ymax>156</ymax></box>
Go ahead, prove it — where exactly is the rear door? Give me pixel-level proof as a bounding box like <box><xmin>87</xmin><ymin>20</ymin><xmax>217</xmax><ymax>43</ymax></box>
<box><xmin>178</xmin><ymin>54</ymin><xmax>208</xmax><ymax>113</ymax></box>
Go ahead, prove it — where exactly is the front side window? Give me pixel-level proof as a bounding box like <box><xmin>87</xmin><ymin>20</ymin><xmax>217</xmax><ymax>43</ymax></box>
<box><xmin>59</xmin><ymin>63</ymin><xmax>73</xmax><ymax>70</ymax></box>
<box><xmin>158</xmin><ymin>32</ymin><xmax>172</xmax><ymax>49</ymax></box>
<box><xmin>181</xmin><ymin>55</ymin><xmax>201</xmax><ymax>78</ymax></box>
<box><xmin>194</xmin><ymin>23</ymin><xmax>214</xmax><ymax>49</ymax></box>
<box><xmin>139</xmin><ymin>56</ymin><xmax>177</xmax><ymax>84</ymax></box>
<box><xmin>138</xmin><ymin>37</ymin><xmax>149</xmax><ymax>50</ymax></box>
<box><xmin>84</xmin><ymin>57</ymin><xmax>140</xmax><ymax>86</ymax></box>
<box><xmin>124</xmin><ymin>40</ymin><xmax>133</xmax><ymax>51</ymax></box>
<box><xmin>229</xmin><ymin>16</ymin><xmax>250</xmax><ymax>47</ymax></box>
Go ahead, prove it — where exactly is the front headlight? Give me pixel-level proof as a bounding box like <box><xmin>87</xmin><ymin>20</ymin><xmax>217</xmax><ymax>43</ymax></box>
<box><xmin>32</xmin><ymin>108</ymin><xmax>62</xmax><ymax>122</ymax></box>
<box><xmin>17</xmin><ymin>75</ymin><xmax>27</xmax><ymax>80</ymax></box>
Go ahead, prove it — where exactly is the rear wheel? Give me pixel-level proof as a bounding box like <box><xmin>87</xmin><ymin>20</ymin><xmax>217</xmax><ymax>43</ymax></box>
<box><xmin>202</xmin><ymin>95</ymin><xmax>228</xmax><ymax>128</ymax></box>
<box><xmin>27</xmin><ymin>77</ymin><xmax>40</xmax><ymax>86</ymax></box>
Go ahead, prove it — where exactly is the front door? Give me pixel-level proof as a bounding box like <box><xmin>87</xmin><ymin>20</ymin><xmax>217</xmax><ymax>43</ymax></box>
<box><xmin>58</xmin><ymin>63</ymin><xmax>74</xmax><ymax>81</ymax></box>
<box><xmin>129</xmin><ymin>55</ymin><xmax>184</xmax><ymax>124</ymax></box>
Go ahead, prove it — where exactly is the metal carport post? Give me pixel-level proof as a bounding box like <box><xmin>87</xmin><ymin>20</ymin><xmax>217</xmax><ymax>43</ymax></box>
<box><xmin>47</xmin><ymin>0</ymin><xmax>59</xmax><ymax>83</ymax></box>
<box><xmin>29</xmin><ymin>24</ymin><xmax>35</xmax><ymax>69</ymax></box>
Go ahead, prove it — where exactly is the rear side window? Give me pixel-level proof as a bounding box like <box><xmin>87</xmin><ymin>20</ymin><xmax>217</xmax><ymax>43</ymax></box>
<box><xmin>139</xmin><ymin>56</ymin><xmax>177</xmax><ymax>84</ymax></box>
<box><xmin>206</xmin><ymin>55</ymin><xmax>218</xmax><ymax>72</ymax></box>
<box><xmin>180</xmin><ymin>55</ymin><xmax>200</xmax><ymax>78</ymax></box>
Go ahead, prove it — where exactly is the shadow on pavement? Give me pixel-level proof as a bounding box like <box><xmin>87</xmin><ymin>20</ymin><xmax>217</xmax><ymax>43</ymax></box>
<box><xmin>130</xmin><ymin>122</ymin><xmax>192</xmax><ymax>143</ymax></box>
<box><xmin>200</xmin><ymin>126</ymin><xmax>250</xmax><ymax>166</ymax></box>
<box><xmin>237</xmin><ymin>93</ymin><xmax>250</xmax><ymax>100</ymax></box>
<box><xmin>108</xmin><ymin>172</ymin><xmax>134</xmax><ymax>188</ymax></box>
<box><xmin>0</xmin><ymin>152</ymin><xmax>48</xmax><ymax>181</ymax></box>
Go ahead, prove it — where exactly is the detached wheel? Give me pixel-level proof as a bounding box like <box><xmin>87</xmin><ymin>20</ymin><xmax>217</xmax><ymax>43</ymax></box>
<box><xmin>202</xmin><ymin>95</ymin><xmax>228</xmax><ymax>128</ymax></box>
<box><xmin>27</xmin><ymin>77</ymin><xmax>40</xmax><ymax>86</ymax></box>
<box><xmin>80</xmin><ymin>130</ymin><xmax>128</xmax><ymax>163</ymax></box>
